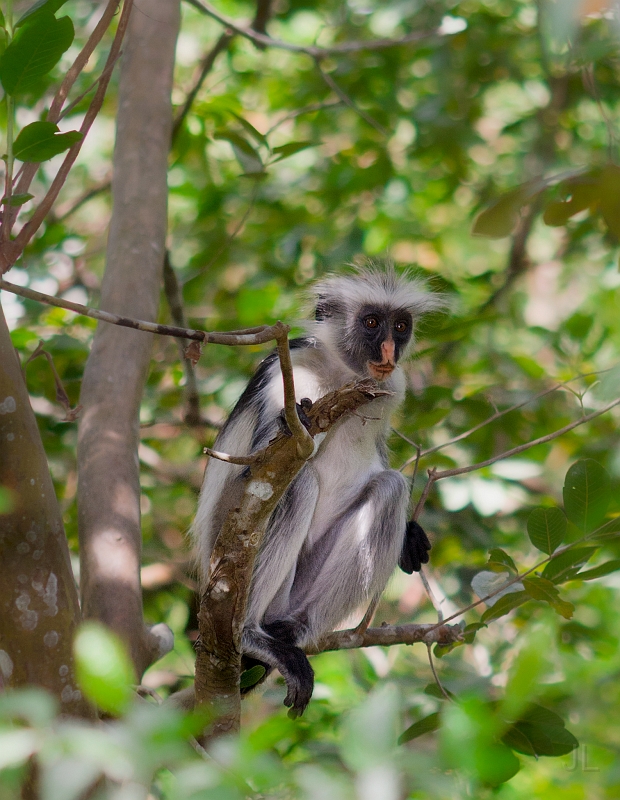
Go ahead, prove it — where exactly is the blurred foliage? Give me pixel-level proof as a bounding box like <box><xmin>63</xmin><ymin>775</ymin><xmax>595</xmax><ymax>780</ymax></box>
<box><xmin>4</xmin><ymin>0</ymin><xmax>620</xmax><ymax>795</ymax></box>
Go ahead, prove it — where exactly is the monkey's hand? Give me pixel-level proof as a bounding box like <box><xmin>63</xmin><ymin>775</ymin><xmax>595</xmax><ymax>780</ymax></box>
<box><xmin>399</xmin><ymin>520</ymin><xmax>431</xmax><ymax>573</ymax></box>
<box><xmin>278</xmin><ymin>397</ymin><xmax>313</xmax><ymax>435</ymax></box>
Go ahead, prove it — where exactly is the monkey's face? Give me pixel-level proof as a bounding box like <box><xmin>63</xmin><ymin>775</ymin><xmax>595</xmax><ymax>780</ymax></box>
<box><xmin>344</xmin><ymin>306</ymin><xmax>413</xmax><ymax>380</ymax></box>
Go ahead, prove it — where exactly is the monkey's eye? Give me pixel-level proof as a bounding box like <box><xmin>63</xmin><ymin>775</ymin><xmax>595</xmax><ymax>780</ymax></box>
<box><xmin>394</xmin><ymin>320</ymin><xmax>409</xmax><ymax>333</ymax></box>
<box><xmin>364</xmin><ymin>317</ymin><xmax>379</xmax><ymax>329</ymax></box>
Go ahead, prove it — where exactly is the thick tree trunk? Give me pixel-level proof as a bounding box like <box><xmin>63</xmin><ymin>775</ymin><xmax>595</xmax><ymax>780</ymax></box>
<box><xmin>0</xmin><ymin>303</ymin><xmax>92</xmax><ymax>717</ymax></box>
<box><xmin>77</xmin><ymin>0</ymin><xmax>180</xmax><ymax>677</ymax></box>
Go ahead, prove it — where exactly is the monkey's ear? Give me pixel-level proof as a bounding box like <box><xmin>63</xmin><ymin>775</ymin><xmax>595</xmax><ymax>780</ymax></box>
<box><xmin>315</xmin><ymin>294</ymin><xmax>331</xmax><ymax>321</ymax></box>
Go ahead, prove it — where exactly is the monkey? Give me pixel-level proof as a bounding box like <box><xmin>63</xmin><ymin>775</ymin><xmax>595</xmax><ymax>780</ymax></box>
<box><xmin>192</xmin><ymin>263</ymin><xmax>445</xmax><ymax>716</ymax></box>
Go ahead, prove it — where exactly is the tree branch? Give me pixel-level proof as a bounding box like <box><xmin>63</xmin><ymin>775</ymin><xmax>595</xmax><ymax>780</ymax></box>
<box><xmin>0</xmin><ymin>0</ymin><xmax>134</xmax><ymax>271</ymax></box>
<box><xmin>185</xmin><ymin>0</ymin><xmax>439</xmax><ymax>57</ymax></box>
<box><xmin>0</xmin><ymin>277</ymin><xmax>284</xmax><ymax>347</ymax></box>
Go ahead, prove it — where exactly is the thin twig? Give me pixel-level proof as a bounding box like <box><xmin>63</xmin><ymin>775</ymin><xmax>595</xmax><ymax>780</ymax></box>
<box><xmin>427</xmin><ymin>644</ymin><xmax>452</xmax><ymax>701</ymax></box>
<box><xmin>2</xmin><ymin>0</ymin><xmax>122</xmax><ymax>242</ymax></box>
<box><xmin>171</xmin><ymin>31</ymin><xmax>234</xmax><ymax>143</ymax></box>
<box><xmin>353</xmin><ymin>592</ymin><xmax>381</xmax><ymax>635</ymax></box>
<box><xmin>0</xmin><ymin>0</ymin><xmax>134</xmax><ymax>270</ymax></box>
<box><xmin>163</xmin><ymin>253</ymin><xmax>204</xmax><ymax>425</ymax></box>
<box><xmin>185</xmin><ymin>0</ymin><xmax>439</xmax><ymax>57</ymax></box>
<box><xmin>315</xmin><ymin>58</ymin><xmax>388</xmax><ymax>136</ymax></box>
<box><xmin>419</xmin><ymin>567</ymin><xmax>444</xmax><ymax>623</ymax></box>
<box><xmin>264</xmin><ymin>100</ymin><xmax>343</xmax><ymax>136</ymax></box>
<box><xmin>203</xmin><ymin>447</ymin><xmax>256</xmax><ymax>465</ymax></box>
<box><xmin>434</xmin><ymin>398</ymin><xmax>620</xmax><ymax>480</ymax></box>
<box><xmin>0</xmin><ymin>277</ymin><xmax>285</xmax><ymax>346</ymax></box>
<box><xmin>398</xmin><ymin>369</ymin><xmax>612</xmax><ymax>473</ymax></box>
<box><xmin>200</xmin><ymin>179</ymin><xmax>261</xmax><ymax>273</ymax></box>
<box><xmin>52</xmin><ymin>178</ymin><xmax>112</xmax><ymax>222</ymax></box>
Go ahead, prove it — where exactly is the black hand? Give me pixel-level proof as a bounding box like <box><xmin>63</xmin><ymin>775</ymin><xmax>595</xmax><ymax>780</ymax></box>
<box><xmin>399</xmin><ymin>520</ymin><xmax>431</xmax><ymax>574</ymax></box>
<box><xmin>278</xmin><ymin>397</ymin><xmax>313</xmax><ymax>435</ymax></box>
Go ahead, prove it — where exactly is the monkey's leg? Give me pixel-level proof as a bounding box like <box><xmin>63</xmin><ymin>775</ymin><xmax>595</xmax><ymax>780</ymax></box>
<box><xmin>286</xmin><ymin>469</ymin><xmax>409</xmax><ymax>646</ymax></box>
<box><xmin>241</xmin><ymin>468</ymin><xmax>319</xmax><ymax>716</ymax></box>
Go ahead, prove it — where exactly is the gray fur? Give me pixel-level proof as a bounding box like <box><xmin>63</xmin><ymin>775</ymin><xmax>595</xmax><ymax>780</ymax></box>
<box><xmin>191</xmin><ymin>264</ymin><xmax>444</xmax><ymax>714</ymax></box>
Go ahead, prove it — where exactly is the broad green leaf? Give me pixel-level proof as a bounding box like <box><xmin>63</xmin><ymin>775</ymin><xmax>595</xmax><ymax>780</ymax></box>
<box><xmin>472</xmin><ymin>570</ymin><xmax>524</xmax><ymax>606</ymax></box>
<box><xmin>574</xmin><ymin>559</ymin><xmax>620</xmax><ymax>581</ymax></box>
<box><xmin>0</xmin><ymin>192</ymin><xmax>34</xmax><ymax>206</ymax></box>
<box><xmin>527</xmin><ymin>507</ymin><xmax>567</xmax><ymax>554</ymax></box>
<box><xmin>398</xmin><ymin>712</ymin><xmax>440</xmax><ymax>744</ymax></box>
<box><xmin>488</xmin><ymin>548</ymin><xmax>517</xmax><ymax>573</ymax></box>
<box><xmin>13</xmin><ymin>120</ymin><xmax>82</xmax><ymax>162</ymax></box>
<box><xmin>503</xmin><ymin>704</ymin><xmax>578</xmax><ymax>757</ymax></box>
<box><xmin>481</xmin><ymin>590</ymin><xmax>529</xmax><ymax>623</ymax></box>
<box><xmin>230</xmin><ymin>112</ymin><xmax>267</xmax><ymax>144</ymax></box>
<box><xmin>472</xmin><ymin>182</ymin><xmax>543</xmax><ymax>238</ymax></box>
<box><xmin>589</xmin><ymin>516</ymin><xmax>620</xmax><ymax>540</ymax></box>
<box><xmin>0</xmin><ymin>12</ymin><xmax>74</xmax><ymax>95</ymax></box>
<box><xmin>15</xmin><ymin>0</ymin><xmax>70</xmax><ymax>28</ymax></box>
<box><xmin>522</xmin><ymin>575</ymin><xmax>559</xmax><ymax>602</ymax></box>
<box><xmin>240</xmin><ymin>664</ymin><xmax>265</xmax><ymax>689</ymax></box>
<box><xmin>543</xmin><ymin>178</ymin><xmax>598</xmax><ymax>226</ymax></box>
<box><xmin>74</xmin><ymin>622</ymin><xmax>135</xmax><ymax>715</ymax></box>
<box><xmin>271</xmin><ymin>140</ymin><xmax>314</xmax><ymax>162</ymax></box>
<box><xmin>541</xmin><ymin>547</ymin><xmax>598</xmax><ymax>584</ymax></box>
<box><xmin>563</xmin><ymin>459</ymin><xmax>610</xmax><ymax>532</ymax></box>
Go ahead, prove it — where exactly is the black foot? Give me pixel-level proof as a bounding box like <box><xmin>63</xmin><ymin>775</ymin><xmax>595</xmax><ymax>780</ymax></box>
<box><xmin>399</xmin><ymin>519</ymin><xmax>431</xmax><ymax>574</ymax></box>
<box><xmin>262</xmin><ymin>619</ymin><xmax>314</xmax><ymax>716</ymax></box>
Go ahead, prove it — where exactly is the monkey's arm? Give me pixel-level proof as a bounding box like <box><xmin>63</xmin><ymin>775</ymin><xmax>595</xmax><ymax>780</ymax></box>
<box><xmin>399</xmin><ymin>520</ymin><xmax>431</xmax><ymax>574</ymax></box>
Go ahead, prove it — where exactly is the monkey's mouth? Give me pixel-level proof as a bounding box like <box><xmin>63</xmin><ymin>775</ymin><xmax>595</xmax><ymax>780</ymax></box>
<box><xmin>368</xmin><ymin>361</ymin><xmax>395</xmax><ymax>381</ymax></box>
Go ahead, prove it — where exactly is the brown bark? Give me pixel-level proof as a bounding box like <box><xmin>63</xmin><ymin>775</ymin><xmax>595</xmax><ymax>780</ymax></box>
<box><xmin>0</xmin><ymin>304</ymin><xmax>92</xmax><ymax>717</ymax></box>
<box><xmin>77</xmin><ymin>0</ymin><xmax>180</xmax><ymax>678</ymax></box>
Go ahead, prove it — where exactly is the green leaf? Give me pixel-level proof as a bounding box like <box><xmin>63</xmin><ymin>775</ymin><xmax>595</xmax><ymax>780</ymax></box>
<box><xmin>563</xmin><ymin>459</ymin><xmax>610</xmax><ymax>532</ymax></box>
<box><xmin>503</xmin><ymin>704</ymin><xmax>578</xmax><ymax>757</ymax></box>
<box><xmin>521</xmin><ymin>576</ymin><xmax>574</xmax><ymax>618</ymax></box>
<box><xmin>543</xmin><ymin>179</ymin><xmax>598</xmax><ymax>226</ymax></box>
<box><xmin>0</xmin><ymin>12</ymin><xmax>74</xmax><ymax>95</ymax></box>
<box><xmin>398</xmin><ymin>712</ymin><xmax>440</xmax><ymax>744</ymax></box>
<box><xmin>271</xmin><ymin>140</ymin><xmax>314</xmax><ymax>162</ymax></box>
<box><xmin>541</xmin><ymin>547</ymin><xmax>598</xmax><ymax>584</ymax></box>
<box><xmin>527</xmin><ymin>507</ymin><xmax>567</xmax><ymax>555</ymax></box>
<box><xmin>0</xmin><ymin>192</ymin><xmax>34</xmax><ymax>206</ymax></box>
<box><xmin>574</xmin><ymin>559</ymin><xmax>620</xmax><ymax>581</ymax></box>
<box><xmin>487</xmin><ymin>548</ymin><xmax>517</xmax><ymax>573</ymax></box>
<box><xmin>74</xmin><ymin>622</ymin><xmax>135</xmax><ymax>715</ymax></box>
<box><xmin>424</xmin><ymin>683</ymin><xmax>457</xmax><ymax>700</ymax></box>
<box><xmin>230</xmin><ymin>111</ymin><xmax>267</xmax><ymax>145</ymax></box>
<box><xmin>481</xmin><ymin>590</ymin><xmax>529</xmax><ymax>623</ymax></box>
<box><xmin>15</xmin><ymin>0</ymin><xmax>70</xmax><ymax>28</ymax></box>
<box><xmin>214</xmin><ymin>129</ymin><xmax>264</xmax><ymax>174</ymax></box>
<box><xmin>240</xmin><ymin>664</ymin><xmax>265</xmax><ymax>689</ymax></box>
<box><xmin>472</xmin><ymin>181</ymin><xmax>543</xmax><ymax>238</ymax></box>
<box><xmin>522</xmin><ymin>575</ymin><xmax>559</xmax><ymax>602</ymax></box>
<box><xmin>13</xmin><ymin>120</ymin><xmax>82</xmax><ymax>162</ymax></box>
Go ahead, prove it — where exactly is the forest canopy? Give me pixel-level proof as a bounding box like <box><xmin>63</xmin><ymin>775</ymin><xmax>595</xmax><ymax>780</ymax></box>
<box><xmin>2</xmin><ymin>0</ymin><xmax>620</xmax><ymax>797</ymax></box>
